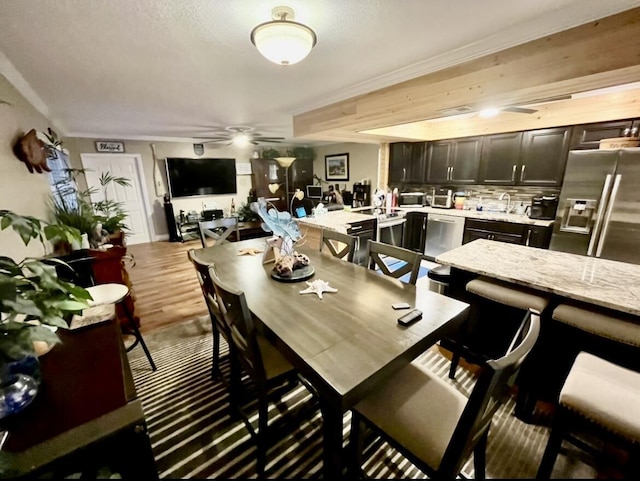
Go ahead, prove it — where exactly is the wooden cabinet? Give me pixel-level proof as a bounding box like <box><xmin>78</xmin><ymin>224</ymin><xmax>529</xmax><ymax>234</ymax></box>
<box><xmin>569</xmin><ymin>119</ymin><xmax>638</xmax><ymax>150</ymax></box>
<box><xmin>389</xmin><ymin>142</ymin><xmax>427</xmax><ymax>183</ymax></box>
<box><xmin>402</xmin><ymin>211</ymin><xmax>428</xmax><ymax>253</ymax></box>
<box><xmin>251</xmin><ymin>158</ymin><xmax>286</xmax><ymax>211</ymax></box>
<box><xmin>426</xmin><ymin>137</ymin><xmax>481</xmax><ymax>184</ymax></box>
<box><xmin>289</xmin><ymin>158</ymin><xmax>313</xmax><ymax>191</ymax></box>
<box><xmin>518</xmin><ymin>127</ymin><xmax>571</xmax><ymax>186</ymax></box>
<box><xmin>463</xmin><ymin>218</ymin><xmax>552</xmax><ymax>248</ymax></box>
<box><xmin>479</xmin><ymin>132</ymin><xmax>523</xmax><ymax>184</ymax></box>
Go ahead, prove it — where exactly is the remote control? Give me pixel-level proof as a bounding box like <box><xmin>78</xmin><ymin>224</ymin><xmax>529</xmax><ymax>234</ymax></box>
<box><xmin>398</xmin><ymin>308</ymin><xmax>422</xmax><ymax>326</ymax></box>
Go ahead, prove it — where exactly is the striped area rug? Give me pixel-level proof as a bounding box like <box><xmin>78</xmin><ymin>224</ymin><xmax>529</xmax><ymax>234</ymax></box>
<box><xmin>128</xmin><ymin>317</ymin><xmax>595</xmax><ymax>479</ymax></box>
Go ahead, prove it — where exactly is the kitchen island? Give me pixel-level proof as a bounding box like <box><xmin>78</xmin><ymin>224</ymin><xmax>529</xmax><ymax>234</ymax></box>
<box><xmin>435</xmin><ymin>238</ymin><xmax>640</xmax><ymax>316</ymax></box>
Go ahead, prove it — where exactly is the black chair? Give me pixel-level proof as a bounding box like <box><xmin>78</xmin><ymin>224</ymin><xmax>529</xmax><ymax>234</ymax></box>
<box><xmin>537</xmin><ymin>351</ymin><xmax>640</xmax><ymax>479</ymax></box>
<box><xmin>320</xmin><ymin>229</ymin><xmax>356</xmax><ymax>262</ymax></box>
<box><xmin>207</xmin><ymin>265</ymin><xmax>315</xmax><ymax>477</ymax></box>
<box><xmin>365</xmin><ymin>239</ymin><xmax>421</xmax><ymax>285</ymax></box>
<box><xmin>349</xmin><ymin>310</ymin><xmax>540</xmax><ymax>479</ymax></box>
<box><xmin>187</xmin><ymin>249</ymin><xmax>228</xmax><ymax>381</ymax></box>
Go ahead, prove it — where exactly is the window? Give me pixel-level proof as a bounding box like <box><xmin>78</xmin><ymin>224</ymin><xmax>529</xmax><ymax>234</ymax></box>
<box><xmin>47</xmin><ymin>150</ymin><xmax>78</xmax><ymax>210</ymax></box>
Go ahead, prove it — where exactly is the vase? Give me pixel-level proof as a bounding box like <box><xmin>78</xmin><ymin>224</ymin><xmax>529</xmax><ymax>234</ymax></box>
<box><xmin>0</xmin><ymin>373</ymin><xmax>38</xmax><ymax>420</ymax></box>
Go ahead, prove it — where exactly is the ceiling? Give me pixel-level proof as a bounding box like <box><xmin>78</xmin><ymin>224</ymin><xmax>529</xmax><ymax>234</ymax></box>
<box><xmin>0</xmin><ymin>0</ymin><xmax>639</xmax><ymax>146</ymax></box>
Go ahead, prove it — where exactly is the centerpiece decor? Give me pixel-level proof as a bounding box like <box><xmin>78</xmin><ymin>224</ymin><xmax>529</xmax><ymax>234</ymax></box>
<box><xmin>250</xmin><ymin>198</ymin><xmax>314</xmax><ymax>282</ymax></box>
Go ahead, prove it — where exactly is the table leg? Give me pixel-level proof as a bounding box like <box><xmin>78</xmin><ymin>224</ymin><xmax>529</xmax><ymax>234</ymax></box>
<box><xmin>319</xmin><ymin>399</ymin><xmax>345</xmax><ymax>479</ymax></box>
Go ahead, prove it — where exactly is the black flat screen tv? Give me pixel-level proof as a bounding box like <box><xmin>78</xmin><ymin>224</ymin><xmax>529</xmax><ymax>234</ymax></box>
<box><xmin>165</xmin><ymin>157</ymin><xmax>237</xmax><ymax>198</ymax></box>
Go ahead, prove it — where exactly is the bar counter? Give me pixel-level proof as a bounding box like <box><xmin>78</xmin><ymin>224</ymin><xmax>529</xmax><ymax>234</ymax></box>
<box><xmin>436</xmin><ymin>239</ymin><xmax>640</xmax><ymax>316</ymax></box>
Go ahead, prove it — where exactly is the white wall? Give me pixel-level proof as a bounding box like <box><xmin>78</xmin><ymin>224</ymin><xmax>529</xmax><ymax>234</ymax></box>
<box><xmin>313</xmin><ymin>142</ymin><xmax>380</xmax><ymax>193</ymax></box>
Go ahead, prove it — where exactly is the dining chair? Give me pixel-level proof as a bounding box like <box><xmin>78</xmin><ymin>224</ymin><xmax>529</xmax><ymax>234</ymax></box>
<box><xmin>207</xmin><ymin>265</ymin><xmax>315</xmax><ymax>477</ymax></box>
<box><xmin>365</xmin><ymin>239</ymin><xmax>422</xmax><ymax>285</ymax></box>
<box><xmin>348</xmin><ymin>309</ymin><xmax>540</xmax><ymax>479</ymax></box>
<box><xmin>187</xmin><ymin>249</ymin><xmax>229</xmax><ymax>381</ymax></box>
<box><xmin>536</xmin><ymin>351</ymin><xmax>640</xmax><ymax>479</ymax></box>
<box><xmin>198</xmin><ymin>217</ymin><xmax>239</xmax><ymax>248</ymax></box>
<box><xmin>319</xmin><ymin>229</ymin><xmax>356</xmax><ymax>262</ymax></box>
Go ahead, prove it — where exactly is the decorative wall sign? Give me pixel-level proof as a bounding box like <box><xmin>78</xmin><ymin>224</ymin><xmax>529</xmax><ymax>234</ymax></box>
<box><xmin>193</xmin><ymin>143</ymin><xmax>204</xmax><ymax>156</ymax></box>
<box><xmin>95</xmin><ymin>141</ymin><xmax>125</xmax><ymax>153</ymax></box>
<box><xmin>236</xmin><ymin>162</ymin><xmax>252</xmax><ymax>175</ymax></box>
<box><xmin>325</xmin><ymin>153</ymin><xmax>349</xmax><ymax>181</ymax></box>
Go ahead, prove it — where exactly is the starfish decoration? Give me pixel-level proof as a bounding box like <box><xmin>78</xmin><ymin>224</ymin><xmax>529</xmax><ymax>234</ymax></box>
<box><xmin>237</xmin><ymin>247</ymin><xmax>264</xmax><ymax>256</ymax></box>
<box><xmin>299</xmin><ymin>279</ymin><xmax>338</xmax><ymax>300</ymax></box>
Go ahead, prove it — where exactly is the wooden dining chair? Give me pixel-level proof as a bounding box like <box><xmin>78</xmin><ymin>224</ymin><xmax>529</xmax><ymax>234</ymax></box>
<box><xmin>187</xmin><ymin>249</ymin><xmax>229</xmax><ymax>381</ymax></box>
<box><xmin>348</xmin><ymin>310</ymin><xmax>540</xmax><ymax>479</ymax></box>
<box><xmin>198</xmin><ymin>217</ymin><xmax>239</xmax><ymax>248</ymax></box>
<box><xmin>320</xmin><ymin>229</ymin><xmax>356</xmax><ymax>262</ymax></box>
<box><xmin>207</xmin><ymin>265</ymin><xmax>315</xmax><ymax>477</ymax></box>
<box><xmin>365</xmin><ymin>239</ymin><xmax>422</xmax><ymax>285</ymax></box>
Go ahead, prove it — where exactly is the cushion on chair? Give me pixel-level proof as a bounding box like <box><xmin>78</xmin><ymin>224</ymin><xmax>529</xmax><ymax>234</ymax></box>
<box><xmin>552</xmin><ymin>304</ymin><xmax>640</xmax><ymax>348</ymax></box>
<box><xmin>86</xmin><ymin>283</ymin><xmax>130</xmax><ymax>306</ymax></box>
<box><xmin>560</xmin><ymin>352</ymin><xmax>640</xmax><ymax>443</ymax></box>
<box><xmin>354</xmin><ymin>361</ymin><xmax>467</xmax><ymax>470</ymax></box>
<box><xmin>466</xmin><ymin>277</ymin><xmax>550</xmax><ymax>313</ymax></box>
<box><xmin>257</xmin><ymin>335</ymin><xmax>295</xmax><ymax>380</ymax></box>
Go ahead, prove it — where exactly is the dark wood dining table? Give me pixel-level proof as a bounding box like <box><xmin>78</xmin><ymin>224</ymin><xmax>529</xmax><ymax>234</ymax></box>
<box><xmin>193</xmin><ymin>238</ymin><xmax>470</xmax><ymax>478</ymax></box>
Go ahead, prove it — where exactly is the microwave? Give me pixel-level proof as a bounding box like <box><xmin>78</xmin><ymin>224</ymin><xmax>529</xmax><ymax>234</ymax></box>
<box><xmin>399</xmin><ymin>192</ymin><xmax>426</xmax><ymax>207</ymax></box>
<box><xmin>432</xmin><ymin>189</ymin><xmax>453</xmax><ymax>208</ymax></box>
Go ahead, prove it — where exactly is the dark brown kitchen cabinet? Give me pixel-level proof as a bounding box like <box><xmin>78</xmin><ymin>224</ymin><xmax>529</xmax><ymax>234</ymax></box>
<box><xmin>251</xmin><ymin>158</ymin><xmax>286</xmax><ymax>211</ymax></box>
<box><xmin>478</xmin><ymin>132</ymin><xmax>523</xmax><ymax>184</ymax></box>
<box><xmin>569</xmin><ymin>119</ymin><xmax>638</xmax><ymax>150</ymax></box>
<box><xmin>402</xmin><ymin>211</ymin><xmax>428</xmax><ymax>253</ymax></box>
<box><xmin>289</xmin><ymin>158</ymin><xmax>313</xmax><ymax>191</ymax></box>
<box><xmin>463</xmin><ymin>218</ymin><xmax>552</xmax><ymax>248</ymax></box>
<box><xmin>426</xmin><ymin>137</ymin><xmax>481</xmax><ymax>184</ymax></box>
<box><xmin>518</xmin><ymin>127</ymin><xmax>571</xmax><ymax>186</ymax></box>
<box><xmin>389</xmin><ymin>142</ymin><xmax>427</xmax><ymax>183</ymax></box>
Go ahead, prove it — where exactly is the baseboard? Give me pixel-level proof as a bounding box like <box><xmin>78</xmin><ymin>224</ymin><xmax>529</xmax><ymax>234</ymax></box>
<box><xmin>153</xmin><ymin>234</ymin><xmax>170</xmax><ymax>242</ymax></box>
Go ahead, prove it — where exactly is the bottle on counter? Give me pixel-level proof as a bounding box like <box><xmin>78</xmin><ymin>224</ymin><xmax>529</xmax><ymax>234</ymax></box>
<box><xmin>230</xmin><ymin>198</ymin><xmax>236</xmax><ymax>215</ymax></box>
<box><xmin>476</xmin><ymin>196</ymin><xmax>483</xmax><ymax>212</ymax></box>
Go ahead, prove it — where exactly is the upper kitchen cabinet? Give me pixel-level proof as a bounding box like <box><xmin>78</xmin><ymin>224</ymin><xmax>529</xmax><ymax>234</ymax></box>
<box><xmin>518</xmin><ymin>127</ymin><xmax>571</xmax><ymax>186</ymax></box>
<box><xmin>426</xmin><ymin>137</ymin><xmax>481</xmax><ymax>184</ymax></box>
<box><xmin>389</xmin><ymin>142</ymin><xmax>427</xmax><ymax>183</ymax></box>
<box><xmin>569</xmin><ymin>119</ymin><xmax>638</xmax><ymax>150</ymax></box>
<box><xmin>478</xmin><ymin>132</ymin><xmax>523</xmax><ymax>184</ymax></box>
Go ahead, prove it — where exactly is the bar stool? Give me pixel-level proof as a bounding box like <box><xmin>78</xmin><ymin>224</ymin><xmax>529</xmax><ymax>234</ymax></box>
<box><xmin>86</xmin><ymin>283</ymin><xmax>157</xmax><ymax>371</ymax></box>
<box><xmin>427</xmin><ymin>264</ymin><xmax>450</xmax><ymax>295</ymax></box>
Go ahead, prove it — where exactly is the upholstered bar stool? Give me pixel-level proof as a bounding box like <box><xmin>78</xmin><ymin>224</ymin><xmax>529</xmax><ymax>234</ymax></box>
<box><xmin>85</xmin><ymin>283</ymin><xmax>157</xmax><ymax>371</ymax></box>
<box><xmin>537</xmin><ymin>352</ymin><xmax>640</xmax><ymax>478</ymax></box>
<box><xmin>426</xmin><ymin>264</ymin><xmax>451</xmax><ymax>295</ymax></box>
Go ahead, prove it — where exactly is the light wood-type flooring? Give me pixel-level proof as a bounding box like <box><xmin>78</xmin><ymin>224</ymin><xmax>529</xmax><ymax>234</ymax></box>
<box><xmin>127</xmin><ymin>238</ymin><xmax>208</xmax><ymax>334</ymax></box>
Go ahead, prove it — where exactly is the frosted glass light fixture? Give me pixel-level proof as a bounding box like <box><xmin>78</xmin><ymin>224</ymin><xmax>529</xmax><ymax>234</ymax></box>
<box><xmin>251</xmin><ymin>6</ymin><xmax>317</xmax><ymax>66</ymax></box>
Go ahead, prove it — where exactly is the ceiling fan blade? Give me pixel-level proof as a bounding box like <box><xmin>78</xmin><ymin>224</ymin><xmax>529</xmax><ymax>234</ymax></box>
<box><xmin>254</xmin><ymin>137</ymin><xmax>285</xmax><ymax>141</ymax></box>
<box><xmin>503</xmin><ymin>106</ymin><xmax>538</xmax><ymax>114</ymax></box>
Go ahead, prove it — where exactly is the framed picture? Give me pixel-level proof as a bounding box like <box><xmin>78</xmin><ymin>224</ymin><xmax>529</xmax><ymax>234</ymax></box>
<box><xmin>325</xmin><ymin>153</ymin><xmax>349</xmax><ymax>181</ymax></box>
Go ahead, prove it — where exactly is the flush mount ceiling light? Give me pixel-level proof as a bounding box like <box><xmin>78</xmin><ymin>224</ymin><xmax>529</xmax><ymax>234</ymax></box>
<box><xmin>250</xmin><ymin>6</ymin><xmax>317</xmax><ymax>66</ymax></box>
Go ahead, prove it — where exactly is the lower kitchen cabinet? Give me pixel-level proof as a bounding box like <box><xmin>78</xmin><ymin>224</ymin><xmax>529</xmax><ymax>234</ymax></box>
<box><xmin>463</xmin><ymin>218</ymin><xmax>552</xmax><ymax>248</ymax></box>
<box><xmin>402</xmin><ymin>211</ymin><xmax>428</xmax><ymax>253</ymax></box>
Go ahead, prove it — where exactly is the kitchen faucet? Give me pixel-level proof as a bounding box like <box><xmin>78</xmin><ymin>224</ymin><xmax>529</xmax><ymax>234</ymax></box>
<box><xmin>499</xmin><ymin>192</ymin><xmax>513</xmax><ymax>213</ymax></box>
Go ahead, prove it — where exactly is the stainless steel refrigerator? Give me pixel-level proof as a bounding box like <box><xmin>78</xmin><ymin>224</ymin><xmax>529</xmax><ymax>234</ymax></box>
<box><xmin>549</xmin><ymin>148</ymin><xmax>640</xmax><ymax>264</ymax></box>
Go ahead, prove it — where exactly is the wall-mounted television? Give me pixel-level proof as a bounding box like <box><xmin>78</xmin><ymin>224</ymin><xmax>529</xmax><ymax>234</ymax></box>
<box><xmin>165</xmin><ymin>157</ymin><xmax>237</xmax><ymax>198</ymax></box>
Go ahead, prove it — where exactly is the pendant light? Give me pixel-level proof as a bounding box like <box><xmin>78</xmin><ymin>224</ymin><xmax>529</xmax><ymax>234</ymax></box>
<box><xmin>250</xmin><ymin>6</ymin><xmax>317</xmax><ymax>66</ymax></box>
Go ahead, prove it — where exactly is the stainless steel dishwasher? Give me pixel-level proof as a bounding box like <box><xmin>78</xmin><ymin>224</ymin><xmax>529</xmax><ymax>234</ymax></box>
<box><xmin>423</xmin><ymin>213</ymin><xmax>465</xmax><ymax>261</ymax></box>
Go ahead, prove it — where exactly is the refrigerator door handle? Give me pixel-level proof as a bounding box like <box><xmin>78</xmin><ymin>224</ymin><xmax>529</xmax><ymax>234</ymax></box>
<box><xmin>595</xmin><ymin>174</ymin><xmax>622</xmax><ymax>258</ymax></box>
<box><xmin>587</xmin><ymin>174</ymin><xmax>613</xmax><ymax>256</ymax></box>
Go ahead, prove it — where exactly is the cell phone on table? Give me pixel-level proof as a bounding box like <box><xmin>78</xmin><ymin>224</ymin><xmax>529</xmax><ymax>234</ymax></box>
<box><xmin>391</xmin><ymin>302</ymin><xmax>411</xmax><ymax>310</ymax></box>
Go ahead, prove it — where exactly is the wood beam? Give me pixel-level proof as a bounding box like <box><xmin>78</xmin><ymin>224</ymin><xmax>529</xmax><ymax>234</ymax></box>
<box><xmin>293</xmin><ymin>7</ymin><xmax>640</xmax><ymax>142</ymax></box>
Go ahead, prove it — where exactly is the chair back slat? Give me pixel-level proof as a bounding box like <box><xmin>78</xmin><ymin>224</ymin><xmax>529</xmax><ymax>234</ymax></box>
<box><xmin>199</xmin><ymin>217</ymin><xmax>239</xmax><ymax>248</ymax></box>
<box><xmin>438</xmin><ymin>310</ymin><xmax>541</xmax><ymax>477</ymax></box>
<box><xmin>320</xmin><ymin>229</ymin><xmax>356</xmax><ymax>262</ymax></box>
<box><xmin>365</xmin><ymin>239</ymin><xmax>422</xmax><ymax>285</ymax></box>
<box><xmin>207</xmin><ymin>265</ymin><xmax>266</xmax><ymax>382</ymax></box>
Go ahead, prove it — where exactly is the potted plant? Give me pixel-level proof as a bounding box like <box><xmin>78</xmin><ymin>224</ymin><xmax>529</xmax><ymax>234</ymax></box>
<box><xmin>1</xmin><ymin>210</ymin><xmax>91</xmax><ymax>416</ymax></box>
<box><xmin>91</xmin><ymin>171</ymin><xmax>131</xmax><ymax>246</ymax></box>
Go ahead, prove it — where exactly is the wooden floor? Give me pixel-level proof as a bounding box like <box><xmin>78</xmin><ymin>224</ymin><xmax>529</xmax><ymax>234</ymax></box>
<box><xmin>127</xmin><ymin>238</ymin><xmax>208</xmax><ymax>334</ymax></box>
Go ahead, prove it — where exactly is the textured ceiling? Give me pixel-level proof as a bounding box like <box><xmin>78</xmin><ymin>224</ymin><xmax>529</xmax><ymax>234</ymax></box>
<box><xmin>0</xmin><ymin>0</ymin><xmax>638</xmax><ymax>145</ymax></box>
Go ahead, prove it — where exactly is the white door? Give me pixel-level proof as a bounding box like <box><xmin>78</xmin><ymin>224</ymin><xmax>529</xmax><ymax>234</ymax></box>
<box><xmin>80</xmin><ymin>153</ymin><xmax>152</xmax><ymax>245</ymax></box>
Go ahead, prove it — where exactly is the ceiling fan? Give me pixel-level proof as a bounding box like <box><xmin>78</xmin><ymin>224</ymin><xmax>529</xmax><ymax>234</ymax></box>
<box><xmin>435</xmin><ymin>94</ymin><xmax>573</xmax><ymax>120</ymax></box>
<box><xmin>197</xmin><ymin>126</ymin><xmax>285</xmax><ymax>146</ymax></box>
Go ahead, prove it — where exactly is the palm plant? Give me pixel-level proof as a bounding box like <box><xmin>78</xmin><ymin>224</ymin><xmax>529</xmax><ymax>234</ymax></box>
<box><xmin>92</xmin><ymin>171</ymin><xmax>131</xmax><ymax>234</ymax></box>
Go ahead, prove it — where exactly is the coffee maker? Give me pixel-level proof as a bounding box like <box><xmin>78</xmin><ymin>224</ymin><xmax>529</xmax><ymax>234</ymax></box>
<box><xmin>529</xmin><ymin>195</ymin><xmax>559</xmax><ymax>220</ymax></box>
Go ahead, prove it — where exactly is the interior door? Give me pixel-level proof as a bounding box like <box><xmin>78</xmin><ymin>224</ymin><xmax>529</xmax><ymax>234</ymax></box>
<box><xmin>81</xmin><ymin>153</ymin><xmax>152</xmax><ymax>245</ymax></box>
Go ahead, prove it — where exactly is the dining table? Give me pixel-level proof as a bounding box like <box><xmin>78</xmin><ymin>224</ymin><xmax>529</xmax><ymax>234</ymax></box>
<box><xmin>193</xmin><ymin>238</ymin><xmax>470</xmax><ymax>478</ymax></box>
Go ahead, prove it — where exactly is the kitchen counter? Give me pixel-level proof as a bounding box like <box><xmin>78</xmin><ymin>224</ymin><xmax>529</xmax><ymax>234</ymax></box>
<box><xmin>296</xmin><ymin>209</ymin><xmax>377</xmax><ymax>234</ymax></box>
<box><xmin>436</xmin><ymin>239</ymin><xmax>640</xmax><ymax>316</ymax></box>
<box><xmin>400</xmin><ymin>206</ymin><xmax>554</xmax><ymax>227</ymax></box>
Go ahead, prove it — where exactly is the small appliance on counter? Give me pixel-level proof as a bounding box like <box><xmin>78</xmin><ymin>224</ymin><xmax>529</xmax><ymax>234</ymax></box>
<box><xmin>431</xmin><ymin>188</ymin><xmax>453</xmax><ymax>208</ymax></box>
<box><xmin>399</xmin><ymin>192</ymin><xmax>427</xmax><ymax>207</ymax></box>
<box><xmin>529</xmin><ymin>194</ymin><xmax>559</xmax><ymax>220</ymax></box>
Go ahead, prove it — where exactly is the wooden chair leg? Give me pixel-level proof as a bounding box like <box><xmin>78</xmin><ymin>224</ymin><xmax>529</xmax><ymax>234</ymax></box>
<box><xmin>537</xmin><ymin>411</ymin><xmax>566</xmax><ymax>479</ymax></box>
<box><xmin>256</xmin><ymin>395</ymin><xmax>268</xmax><ymax>477</ymax></box>
<box><xmin>473</xmin><ymin>429</ymin><xmax>488</xmax><ymax>480</ymax></box>
<box><xmin>121</xmin><ymin>299</ymin><xmax>157</xmax><ymax>371</ymax></box>
<box><xmin>211</xmin><ymin>327</ymin><xmax>220</xmax><ymax>381</ymax></box>
<box><xmin>348</xmin><ymin>411</ymin><xmax>365</xmax><ymax>479</ymax></box>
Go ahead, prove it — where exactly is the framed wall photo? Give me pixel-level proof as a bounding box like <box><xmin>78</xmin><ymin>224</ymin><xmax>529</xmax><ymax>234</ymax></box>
<box><xmin>325</xmin><ymin>153</ymin><xmax>349</xmax><ymax>181</ymax></box>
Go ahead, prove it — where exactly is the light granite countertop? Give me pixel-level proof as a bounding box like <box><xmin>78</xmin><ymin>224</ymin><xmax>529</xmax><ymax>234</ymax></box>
<box><xmin>436</xmin><ymin>239</ymin><xmax>640</xmax><ymax>316</ymax></box>
<box><xmin>296</xmin><ymin>206</ymin><xmax>553</xmax><ymax>233</ymax></box>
